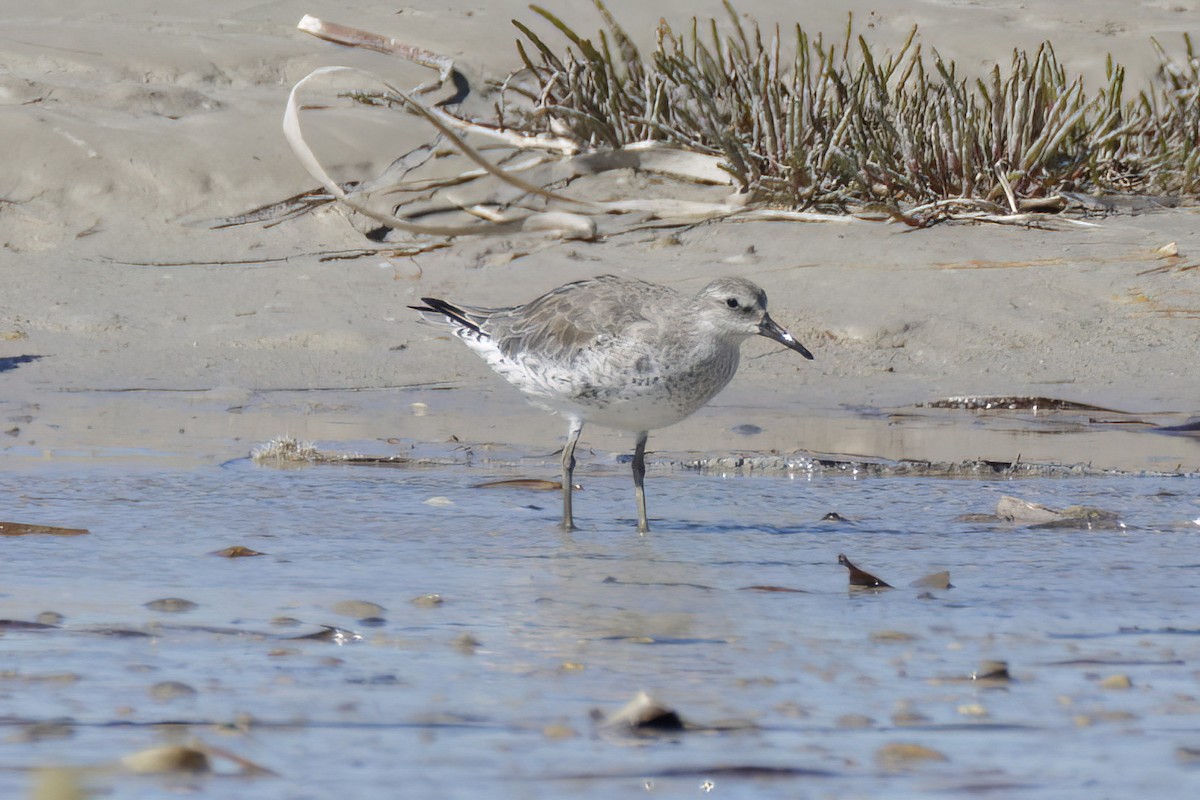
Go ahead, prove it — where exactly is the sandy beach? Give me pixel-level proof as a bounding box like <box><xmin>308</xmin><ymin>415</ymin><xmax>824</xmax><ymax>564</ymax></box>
<box><xmin>3</xmin><ymin>0</ymin><xmax>1198</xmax><ymax>470</ymax></box>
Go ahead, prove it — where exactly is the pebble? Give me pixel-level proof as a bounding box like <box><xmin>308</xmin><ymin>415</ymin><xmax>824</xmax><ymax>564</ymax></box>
<box><xmin>120</xmin><ymin>744</ymin><xmax>209</xmax><ymax>775</ymax></box>
<box><xmin>453</xmin><ymin>632</ymin><xmax>481</xmax><ymax>654</ymax></box>
<box><xmin>149</xmin><ymin>681</ymin><xmax>198</xmax><ymax>702</ymax></box>
<box><xmin>411</xmin><ymin>593</ymin><xmax>443</xmax><ymax>608</ymax></box>
<box><xmin>1099</xmin><ymin>673</ymin><xmax>1133</xmax><ymax>690</ymax></box>
<box><xmin>211</xmin><ymin>545</ymin><xmax>265</xmax><ymax>557</ymax></box>
<box><xmin>877</xmin><ymin>742</ymin><xmax>949</xmax><ymax>768</ymax></box>
<box><xmin>144</xmin><ymin>598</ymin><xmax>198</xmax><ymax>613</ymax></box>
<box><xmin>331</xmin><ymin>600</ymin><xmax>385</xmax><ymax>619</ymax></box>
<box><xmin>837</xmin><ymin>713</ymin><xmax>875</xmax><ymax>729</ymax></box>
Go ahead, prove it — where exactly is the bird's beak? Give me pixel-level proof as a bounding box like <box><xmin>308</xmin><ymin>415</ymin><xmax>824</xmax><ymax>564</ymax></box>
<box><xmin>758</xmin><ymin>313</ymin><xmax>814</xmax><ymax>360</ymax></box>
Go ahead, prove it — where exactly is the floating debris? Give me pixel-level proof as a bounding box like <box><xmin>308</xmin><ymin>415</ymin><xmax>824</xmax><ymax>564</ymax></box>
<box><xmin>331</xmin><ymin>599</ymin><xmax>385</xmax><ymax>618</ymax></box>
<box><xmin>996</xmin><ymin>495</ymin><xmax>1066</xmax><ymax>524</ymax></box>
<box><xmin>686</xmin><ymin>452</ymin><xmax>1189</xmax><ymax>477</ymax></box>
<box><xmin>346</xmin><ymin>673</ymin><xmax>403</xmax><ymax>686</ymax></box>
<box><xmin>957</xmin><ymin>703</ymin><xmax>990</xmax><ymax>718</ymax></box>
<box><xmin>253</xmin><ymin>439</ymin><xmax>1197</xmax><ymax>478</ymax></box>
<box><xmin>1098</xmin><ymin>673</ymin><xmax>1134</xmax><ymax>690</ymax></box>
<box><xmin>288</xmin><ymin>625</ymin><xmax>363</xmax><ymax>644</ymax></box>
<box><xmin>1044</xmin><ymin>657</ymin><xmax>1183</xmax><ymax>667</ymax></box>
<box><xmin>471</xmin><ymin>478</ymin><xmax>576</xmax><ymax>491</ymax></box>
<box><xmin>930</xmin><ymin>659</ymin><xmax>1014</xmax><ymax>686</ymax></box>
<box><xmin>603</xmin><ymin>576</ymin><xmax>715</xmax><ymax>591</ymax></box>
<box><xmin>994</xmin><ymin>495</ymin><xmax>1123</xmax><ymax>529</ymax></box>
<box><xmin>973</xmin><ymin>660</ymin><xmax>1014</xmax><ymax>684</ymax></box>
<box><xmin>0</xmin><ymin>522</ymin><xmax>88</xmax><ymax>536</ymax></box>
<box><xmin>0</xmin><ymin>619</ymin><xmax>59</xmax><ymax>631</ymax></box>
<box><xmin>838</xmin><ymin>554</ymin><xmax>891</xmax><ymax>588</ymax></box>
<box><xmin>29</xmin><ymin>767</ymin><xmax>87</xmax><ymax>800</ymax></box>
<box><xmin>144</xmin><ymin>598</ymin><xmax>198</xmax><ymax>613</ymax></box>
<box><xmin>411</xmin><ymin>593</ymin><xmax>444</xmax><ymax>608</ymax></box>
<box><xmin>740</xmin><ymin>585</ymin><xmax>808</xmax><ymax>593</ymax></box>
<box><xmin>149</xmin><ymin>680</ymin><xmax>198</xmax><ymax>702</ymax></box>
<box><xmin>453</xmin><ymin>632</ymin><xmax>481</xmax><ymax>654</ymax></box>
<box><xmin>592</xmin><ymin>692</ymin><xmax>685</xmax><ymax>736</ymax></box>
<box><xmin>10</xmin><ymin>719</ymin><xmax>75</xmax><ymax>743</ymax></box>
<box><xmin>251</xmin><ymin>435</ymin><xmax>319</xmax><ymax>462</ymax></box>
<box><xmin>80</xmin><ymin>626</ymin><xmax>151</xmax><ymax>639</ymax></box>
<box><xmin>542</xmin><ymin>722</ymin><xmax>578</xmax><ymax>740</ymax></box>
<box><xmin>120</xmin><ymin>744</ymin><xmax>210</xmax><ymax>775</ymax></box>
<box><xmin>1176</xmin><ymin>746</ymin><xmax>1200</xmax><ymax>763</ymax></box>
<box><xmin>596</xmin><ymin>634</ymin><xmax>729</xmax><ymax>646</ymax></box>
<box><xmin>837</xmin><ymin>713</ymin><xmax>875</xmax><ymax>729</ymax></box>
<box><xmin>922</xmin><ymin>396</ymin><xmax>1125</xmax><ymax>413</ymax></box>
<box><xmin>1079</xmin><ymin>709</ymin><xmax>1141</xmax><ymax>726</ymax></box>
<box><xmin>212</xmin><ymin>545</ymin><xmax>266</xmax><ymax>558</ymax></box>
<box><xmin>910</xmin><ymin>571</ymin><xmax>953</xmax><ymax>590</ymax></box>
<box><xmin>0</xmin><ymin>673</ymin><xmax>79</xmax><ymax>685</ymax></box>
<box><xmin>890</xmin><ymin>704</ymin><xmax>931</xmax><ymax>727</ymax></box>
<box><xmin>876</xmin><ymin>742</ymin><xmax>949</xmax><ymax>769</ymax></box>
<box><xmin>118</xmin><ymin>741</ymin><xmax>275</xmax><ymax>777</ymax></box>
<box><xmin>252</xmin><ymin>435</ymin><xmax>417</xmax><ymax>467</ymax></box>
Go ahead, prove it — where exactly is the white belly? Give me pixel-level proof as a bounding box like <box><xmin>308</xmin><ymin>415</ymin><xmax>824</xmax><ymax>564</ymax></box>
<box><xmin>460</xmin><ymin>325</ymin><xmax>740</xmax><ymax>433</ymax></box>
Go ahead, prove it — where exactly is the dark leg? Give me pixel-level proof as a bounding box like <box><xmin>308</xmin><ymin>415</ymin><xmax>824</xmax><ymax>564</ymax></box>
<box><xmin>561</xmin><ymin>418</ymin><xmax>583</xmax><ymax>531</ymax></box>
<box><xmin>632</xmin><ymin>431</ymin><xmax>649</xmax><ymax>533</ymax></box>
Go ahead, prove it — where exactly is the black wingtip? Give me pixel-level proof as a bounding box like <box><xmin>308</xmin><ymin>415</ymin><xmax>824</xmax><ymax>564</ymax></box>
<box><xmin>407</xmin><ymin>298</ymin><xmax>438</xmax><ymax>313</ymax></box>
<box><xmin>410</xmin><ymin>297</ymin><xmax>482</xmax><ymax>334</ymax></box>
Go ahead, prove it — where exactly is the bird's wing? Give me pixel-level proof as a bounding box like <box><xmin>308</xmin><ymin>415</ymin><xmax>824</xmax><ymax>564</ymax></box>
<box><xmin>492</xmin><ymin>276</ymin><xmax>668</xmax><ymax>365</ymax></box>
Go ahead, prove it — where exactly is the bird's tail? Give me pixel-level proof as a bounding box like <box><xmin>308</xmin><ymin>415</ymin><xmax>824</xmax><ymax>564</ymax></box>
<box><xmin>408</xmin><ymin>297</ymin><xmax>484</xmax><ymax>334</ymax></box>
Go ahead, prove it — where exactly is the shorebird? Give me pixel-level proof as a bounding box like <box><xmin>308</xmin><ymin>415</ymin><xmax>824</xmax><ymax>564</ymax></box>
<box><xmin>410</xmin><ymin>275</ymin><xmax>813</xmax><ymax>532</ymax></box>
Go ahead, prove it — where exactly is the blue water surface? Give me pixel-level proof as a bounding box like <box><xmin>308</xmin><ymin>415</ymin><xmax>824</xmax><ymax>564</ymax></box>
<box><xmin>1</xmin><ymin>458</ymin><xmax>1198</xmax><ymax>799</ymax></box>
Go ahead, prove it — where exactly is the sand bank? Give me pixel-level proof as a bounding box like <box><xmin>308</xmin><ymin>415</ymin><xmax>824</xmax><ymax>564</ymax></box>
<box><xmin>2</xmin><ymin>1</ymin><xmax>1197</xmax><ymax>470</ymax></box>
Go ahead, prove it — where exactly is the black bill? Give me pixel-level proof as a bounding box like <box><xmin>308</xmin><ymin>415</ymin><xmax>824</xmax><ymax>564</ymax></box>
<box><xmin>758</xmin><ymin>314</ymin><xmax>814</xmax><ymax>360</ymax></box>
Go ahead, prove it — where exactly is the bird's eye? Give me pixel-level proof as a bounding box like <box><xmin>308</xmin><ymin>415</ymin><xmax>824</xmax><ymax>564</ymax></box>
<box><xmin>726</xmin><ymin>298</ymin><xmax>740</xmax><ymax>309</ymax></box>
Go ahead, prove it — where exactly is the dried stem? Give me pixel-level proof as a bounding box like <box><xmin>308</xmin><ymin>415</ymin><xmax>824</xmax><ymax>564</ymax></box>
<box><xmin>506</xmin><ymin>2</ymin><xmax>1200</xmax><ymax>208</ymax></box>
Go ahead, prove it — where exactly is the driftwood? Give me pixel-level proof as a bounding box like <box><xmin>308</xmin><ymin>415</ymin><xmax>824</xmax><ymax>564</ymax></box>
<box><xmin>215</xmin><ymin>9</ymin><xmax>1200</xmax><ymax>244</ymax></box>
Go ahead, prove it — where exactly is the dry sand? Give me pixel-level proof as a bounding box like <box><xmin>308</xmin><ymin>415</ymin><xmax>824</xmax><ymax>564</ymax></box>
<box><xmin>2</xmin><ymin>1</ymin><xmax>1198</xmax><ymax>470</ymax></box>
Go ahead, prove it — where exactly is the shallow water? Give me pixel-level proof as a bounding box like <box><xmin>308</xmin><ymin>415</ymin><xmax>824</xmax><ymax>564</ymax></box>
<box><xmin>2</xmin><ymin>457</ymin><xmax>1199</xmax><ymax>799</ymax></box>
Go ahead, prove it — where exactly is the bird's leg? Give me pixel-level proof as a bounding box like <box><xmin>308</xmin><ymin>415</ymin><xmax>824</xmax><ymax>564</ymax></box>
<box><xmin>632</xmin><ymin>431</ymin><xmax>650</xmax><ymax>533</ymax></box>
<box><xmin>560</xmin><ymin>418</ymin><xmax>583</xmax><ymax>532</ymax></box>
